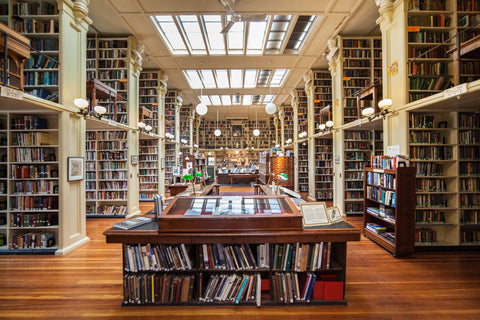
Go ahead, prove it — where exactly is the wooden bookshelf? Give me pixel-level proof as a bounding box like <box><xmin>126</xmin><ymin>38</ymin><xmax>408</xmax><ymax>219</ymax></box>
<box><xmin>297</xmin><ymin>141</ymin><xmax>308</xmax><ymax>193</ymax></box>
<box><xmin>1</xmin><ymin>112</ymin><xmax>59</xmax><ymax>253</ymax></box>
<box><xmin>295</xmin><ymin>89</ymin><xmax>308</xmax><ymax>134</ymax></box>
<box><xmin>86</xmin><ymin>129</ymin><xmax>128</xmax><ymax>217</ymax></box>
<box><xmin>340</xmin><ymin>36</ymin><xmax>382</xmax><ymax>124</ymax></box>
<box><xmin>10</xmin><ymin>0</ymin><xmax>59</xmax><ymax>101</ymax></box>
<box><xmin>363</xmin><ymin>164</ymin><xmax>416</xmax><ymax>257</ymax></box>
<box><xmin>104</xmin><ymin>205</ymin><xmax>361</xmax><ymax>306</ymax></box>
<box><xmin>283</xmin><ymin>105</ymin><xmax>294</xmax><ymax>143</ymax></box>
<box><xmin>165</xmin><ymin>142</ymin><xmax>176</xmax><ymax>187</ymax></box>
<box><xmin>406</xmin><ymin>0</ymin><xmax>454</xmax><ymax>102</ymax></box>
<box><xmin>408</xmin><ymin>111</ymin><xmax>457</xmax><ymax>247</ymax></box>
<box><xmin>139</xmin><ymin>70</ymin><xmax>160</xmax><ymax>134</ymax></box>
<box><xmin>258</xmin><ymin>151</ymin><xmax>271</xmax><ymax>184</ymax></box>
<box><xmin>313</xmin><ymin>70</ymin><xmax>332</xmax><ymax>134</ymax></box>
<box><xmin>315</xmin><ymin>137</ymin><xmax>333</xmax><ymax>201</ymax></box>
<box><xmin>272</xmin><ymin>156</ymin><xmax>294</xmax><ymax>189</ymax></box>
<box><xmin>458</xmin><ymin>112</ymin><xmax>480</xmax><ymax>246</ymax></box>
<box><xmin>165</xmin><ymin>89</ymin><xmax>177</xmax><ymax>137</ymax></box>
<box><xmin>139</xmin><ymin>138</ymin><xmax>159</xmax><ymax>202</ymax></box>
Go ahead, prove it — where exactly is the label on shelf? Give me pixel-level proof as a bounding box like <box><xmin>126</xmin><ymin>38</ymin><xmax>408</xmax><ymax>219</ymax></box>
<box><xmin>444</xmin><ymin>83</ymin><xmax>467</xmax><ymax>99</ymax></box>
<box><xmin>1</xmin><ymin>86</ymin><xmax>24</xmax><ymax>100</ymax></box>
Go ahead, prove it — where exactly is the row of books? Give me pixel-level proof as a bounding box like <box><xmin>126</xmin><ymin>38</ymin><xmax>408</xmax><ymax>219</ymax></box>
<box><xmin>11</xmin><ymin>164</ymin><xmax>57</xmax><ymax>179</ymax></box>
<box><xmin>10</xmin><ymin>196</ymin><xmax>58</xmax><ymax>211</ymax></box>
<box><xmin>461</xmin><ymin>210</ymin><xmax>480</xmax><ymax>224</ymax></box>
<box><xmin>460</xmin><ymin>162</ymin><xmax>480</xmax><ymax>175</ymax></box>
<box><xmin>410</xmin><ymin>131</ymin><xmax>447</xmax><ymax>144</ymax></box>
<box><xmin>12</xmin><ymin>19</ymin><xmax>58</xmax><ymax>34</ymax></box>
<box><xmin>415</xmin><ymin>228</ymin><xmax>437</xmax><ymax>244</ymax></box>
<box><xmin>460</xmin><ymin>194</ymin><xmax>480</xmax><ymax>207</ymax></box>
<box><xmin>200</xmin><ymin>243</ymin><xmax>260</xmax><ymax>270</ymax></box>
<box><xmin>24</xmin><ymin>55</ymin><xmax>58</xmax><ymax>70</ymax></box>
<box><xmin>98</xmin><ymin>162</ymin><xmax>126</xmax><ymax>170</ymax></box>
<box><xmin>366</xmin><ymin>186</ymin><xmax>396</xmax><ymax>207</ymax></box>
<box><xmin>11</xmin><ymin>180</ymin><xmax>58</xmax><ymax>194</ymax></box>
<box><xmin>92</xmin><ymin>205</ymin><xmax>127</xmax><ymax>216</ymax></box>
<box><xmin>123</xmin><ymin>273</ymin><xmax>194</xmax><ymax>305</ymax></box>
<box><xmin>97</xmin><ymin>152</ymin><xmax>126</xmax><ymax>161</ymax></box>
<box><xmin>410</xmin><ymin>145</ymin><xmax>452</xmax><ymax>160</ymax></box>
<box><xmin>11</xmin><ymin>132</ymin><xmax>56</xmax><ymax>146</ymax></box>
<box><xmin>31</xmin><ymin>39</ymin><xmax>58</xmax><ymax>51</ymax></box>
<box><xmin>97</xmin><ymin>171</ymin><xmax>128</xmax><ymax>180</ymax></box>
<box><xmin>10</xmin><ymin>212</ymin><xmax>58</xmax><ymax>228</ymax></box>
<box><xmin>460</xmin><ymin>230</ymin><xmax>480</xmax><ymax>244</ymax></box>
<box><xmin>272</xmin><ymin>242</ymin><xmax>332</xmax><ymax>272</ymax></box>
<box><xmin>416</xmin><ymin>194</ymin><xmax>447</xmax><ymax>207</ymax></box>
<box><xmin>416</xmin><ymin>210</ymin><xmax>445</xmax><ymax>224</ymax></box>
<box><xmin>96</xmin><ymin>141</ymin><xmax>127</xmax><ymax>150</ymax></box>
<box><xmin>416</xmin><ymin>177</ymin><xmax>447</xmax><ymax>192</ymax></box>
<box><xmin>366</xmin><ymin>206</ymin><xmax>395</xmax><ymax>222</ymax></box>
<box><xmin>201</xmin><ymin>273</ymin><xmax>259</xmax><ymax>304</ymax></box>
<box><xmin>367</xmin><ymin>171</ymin><xmax>396</xmax><ymax>189</ymax></box>
<box><xmin>96</xmin><ymin>191</ymin><xmax>126</xmax><ymax>200</ymax></box>
<box><xmin>12</xmin><ymin>147</ymin><xmax>56</xmax><ymax>163</ymax></box>
<box><xmin>408</xmin><ymin>14</ymin><xmax>450</xmax><ymax>27</ymax></box>
<box><xmin>124</xmin><ymin>243</ymin><xmax>193</xmax><ymax>272</ymax></box>
<box><xmin>10</xmin><ymin>231</ymin><xmax>56</xmax><ymax>249</ymax></box>
<box><xmin>24</xmin><ymin>71</ymin><xmax>58</xmax><ymax>86</ymax></box>
<box><xmin>459</xmin><ymin>130</ymin><xmax>480</xmax><ymax>144</ymax></box>
<box><xmin>459</xmin><ymin>146</ymin><xmax>480</xmax><ymax>160</ymax></box>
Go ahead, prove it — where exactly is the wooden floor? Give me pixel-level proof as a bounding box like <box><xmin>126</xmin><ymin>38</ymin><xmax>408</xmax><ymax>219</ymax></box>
<box><xmin>1</xmin><ymin>186</ymin><xmax>480</xmax><ymax>319</ymax></box>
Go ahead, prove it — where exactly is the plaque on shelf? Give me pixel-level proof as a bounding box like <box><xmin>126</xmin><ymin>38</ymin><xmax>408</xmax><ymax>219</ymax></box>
<box><xmin>157</xmin><ymin>195</ymin><xmax>303</xmax><ymax>233</ymax></box>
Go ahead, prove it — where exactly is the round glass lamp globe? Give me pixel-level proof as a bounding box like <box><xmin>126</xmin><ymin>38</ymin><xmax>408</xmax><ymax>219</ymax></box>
<box><xmin>326</xmin><ymin>120</ymin><xmax>334</xmax><ymax>128</ymax></box>
<box><xmin>319</xmin><ymin>123</ymin><xmax>326</xmax><ymax>130</ymax></box>
<box><xmin>196</xmin><ymin>103</ymin><xmax>208</xmax><ymax>115</ymax></box>
<box><xmin>74</xmin><ymin>98</ymin><xmax>88</xmax><ymax>109</ymax></box>
<box><xmin>145</xmin><ymin>125</ymin><xmax>152</xmax><ymax>132</ymax></box>
<box><xmin>94</xmin><ymin>105</ymin><xmax>106</xmax><ymax>115</ymax></box>
<box><xmin>362</xmin><ymin>107</ymin><xmax>375</xmax><ymax>117</ymax></box>
<box><xmin>265</xmin><ymin>102</ymin><xmax>277</xmax><ymax>115</ymax></box>
<box><xmin>214</xmin><ymin>129</ymin><xmax>221</xmax><ymax>136</ymax></box>
<box><xmin>253</xmin><ymin>129</ymin><xmax>260</xmax><ymax>136</ymax></box>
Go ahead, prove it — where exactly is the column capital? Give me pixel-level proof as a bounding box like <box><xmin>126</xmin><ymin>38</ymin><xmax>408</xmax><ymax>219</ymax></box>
<box><xmin>129</xmin><ymin>36</ymin><xmax>144</xmax><ymax>76</ymax></box>
<box><xmin>158</xmin><ymin>85</ymin><xmax>167</xmax><ymax>96</ymax></box>
<box><xmin>72</xmin><ymin>0</ymin><xmax>91</xmax><ymax>24</ymax></box>
<box><xmin>375</xmin><ymin>0</ymin><xmax>394</xmax><ymax>23</ymax></box>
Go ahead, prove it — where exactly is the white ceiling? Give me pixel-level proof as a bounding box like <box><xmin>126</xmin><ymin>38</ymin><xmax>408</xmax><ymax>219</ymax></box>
<box><xmin>87</xmin><ymin>0</ymin><xmax>380</xmax><ymax>119</ymax></box>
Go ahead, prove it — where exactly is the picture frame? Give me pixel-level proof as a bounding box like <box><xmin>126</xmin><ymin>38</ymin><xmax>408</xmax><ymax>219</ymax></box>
<box><xmin>131</xmin><ymin>155</ymin><xmax>139</xmax><ymax>165</ymax></box>
<box><xmin>327</xmin><ymin>206</ymin><xmax>343</xmax><ymax>223</ymax></box>
<box><xmin>67</xmin><ymin>157</ymin><xmax>84</xmax><ymax>182</ymax></box>
<box><xmin>299</xmin><ymin>202</ymin><xmax>330</xmax><ymax>227</ymax></box>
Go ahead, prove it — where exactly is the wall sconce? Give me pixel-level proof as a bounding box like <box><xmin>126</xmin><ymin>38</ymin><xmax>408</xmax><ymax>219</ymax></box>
<box><xmin>365</xmin><ymin>99</ymin><xmax>393</xmax><ymax>121</ymax></box>
<box><xmin>137</xmin><ymin>121</ymin><xmax>146</xmax><ymax>130</ymax></box>
<box><xmin>298</xmin><ymin>131</ymin><xmax>307</xmax><ymax>139</ymax></box>
<box><xmin>194</xmin><ymin>144</ymin><xmax>199</xmax><ymax>148</ymax></box>
<box><xmin>285</xmin><ymin>138</ymin><xmax>292</xmax><ymax>144</ymax></box>
<box><xmin>145</xmin><ymin>125</ymin><xmax>152</xmax><ymax>132</ymax></box>
<box><xmin>361</xmin><ymin>107</ymin><xmax>375</xmax><ymax>117</ymax></box>
<box><xmin>319</xmin><ymin>123</ymin><xmax>326</xmax><ymax>130</ymax></box>
<box><xmin>75</xmin><ymin>98</ymin><xmax>89</xmax><ymax>116</ymax></box>
<box><xmin>94</xmin><ymin>105</ymin><xmax>107</xmax><ymax>119</ymax></box>
<box><xmin>326</xmin><ymin>120</ymin><xmax>333</xmax><ymax>128</ymax></box>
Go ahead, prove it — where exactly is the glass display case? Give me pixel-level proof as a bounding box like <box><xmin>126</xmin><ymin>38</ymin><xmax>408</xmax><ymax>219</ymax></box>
<box><xmin>158</xmin><ymin>195</ymin><xmax>303</xmax><ymax>232</ymax></box>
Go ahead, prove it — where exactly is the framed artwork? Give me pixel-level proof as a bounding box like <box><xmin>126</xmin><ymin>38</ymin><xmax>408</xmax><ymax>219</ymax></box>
<box><xmin>131</xmin><ymin>155</ymin><xmax>139</xmax><ymax>165</ymax></box>
<box><xmin>67</xmin><ymin>157</ymin><xmax>84</xmax><ymax>182</ymax></box>
<box><xmin>327</xmin><ymin>206</ymin><xmax>343</xmax><ymax>223</ymax></box>
<box><xmin>299</xmin><ymin>202</ymin><xmax>330</xmax><ymax>227</ymax></box>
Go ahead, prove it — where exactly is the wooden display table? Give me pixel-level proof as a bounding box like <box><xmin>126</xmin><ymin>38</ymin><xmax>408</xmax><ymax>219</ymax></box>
<box><xmin>167</xmin><ymin>184</ymin><xmax>189</xmax><ymax>197</ymax></box>
<box><xmin>104</xmin><ymin>196</ymin><xmax>361</xmax><ymax>307</ymax></box>
<box><xmin>229</xmin><ymin>173</ymin><xmax>258</xmax><ymax>186</ymax></box>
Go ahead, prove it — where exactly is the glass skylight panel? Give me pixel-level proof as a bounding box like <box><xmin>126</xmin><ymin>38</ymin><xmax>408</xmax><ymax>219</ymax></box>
<box><xmin>221</xmin><ymin>95</ymin><xmax>232</xmax><ymax>105</ymax></box>
<box><xmin>184</xmin><ymin>70</ymin><xmax>203</xmax><ymax>89</ymax></box>
<box><xmin>271</xmin><ymin>69</ymin><xmax>288</xmax><ymax>86</ymax></box>
<box><xmin>200</xmin><ymin>95</ymin><xmax>211</xmax><ymax>105</ymax></box>
<box><xmin>232</xmin><ymin>94</ymin><xmax>241</xmax><ymax>105</ymax></box>
<box><xmin>200</xmin><ymin>70</ymin><xmax>216</xmax><ymax>88</ymax></box>
<box><xmin>227</xmin><ymin>18</ymin><xmax>245</xmax><ymax>54</ymax></box>
<box><xmin>153</xmin><ymin>15</ymin><xmax>188</xmax><ymax>55</ymax></box>
<box><xmin>244</xmin><ymin>69</ymin><xmax>257</xmax><ymax>88</ymax></box>
<box><xmin>286</xmin><ymin>15</ymin><xmax>315</xmax><ymax>51</ymax></box>
<box><xmin>230</xmin><ymin>69</ymin><xmax>243</xmax><ymax>88</ymax></box>
<box><xmin>242</xmin><ymin>95</ymin><xmax>253</xmax><ymax>105</ymax></box>
<box><xmin>179</xmin><ymin>15</ymin><xmax>206</xmax><ymax>55</ymax></box>
<box><xmin>210</xmin><ymin>95</ymin><xmax>222</xmax><ymax>105</ymax></box>
<box><xmin>215</xmin><ymin>70</ymin><xmax>230</xmax><ymax>88</ymax></box>
<box><xmin>253</xmin><ymin>95</ymin><xmax>262</xmax><ymax>104</ymax></box>
<box><xmin>203</xmin><ymin>15</ymin><xmax>225</xmax><ymax>55</ymax></box>
<box><xmin>263</xmin><ymin>95</ymin><xmax>274</xmax><ymax>103</ymax></box>
<box><xmin>247</xmin><ymin>21</ymin><xmax>268</xmax><ymax>55</ymax></box>
<box><xmin>257</xmin><ymin>70</ymin><xmax>271</xmax><ymax>86</ymax></box>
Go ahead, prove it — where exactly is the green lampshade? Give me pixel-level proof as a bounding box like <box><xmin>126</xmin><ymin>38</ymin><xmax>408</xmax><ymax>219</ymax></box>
<box><xmin>182</xmin><ymin>174</ymin><xmax>194</xmax><ymax>181</ymax></box>
<box><xmin>278</xmin><ymin>173</ymin><xmax>288</xmax><ymax>180</ymax></box>
<box><xmin>195</xmin><ymin>172</ymin><xmax>203</xmax><ymax>177</ymax></box>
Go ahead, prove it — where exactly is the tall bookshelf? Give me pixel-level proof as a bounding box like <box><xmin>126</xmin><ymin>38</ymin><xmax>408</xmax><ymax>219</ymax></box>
<box><xmin>139</xmin><ymin>70</ymin><xmax>160</xmax><ymax>134</ymax></box>
<box><xmin>1</xmin><ymin>112</ymin><xmax>59</xmax><ymax>253</ymax></box>
<box><xmin>10</xmin><ymin>0</ymin><xmax>60</xmax><ymax>101</ymax></box>
<box><xmin>283</xmin><ymin>105</ymin><xmax>294</xmax><ymax>143</ymax></box>
<box><xmin>343</xmin><ymin>130</ymin><xmax>373</xmax><ymax>216</ymax></box>
<box><xmin>315</xmin><ymin>137</ymin><xmax>333</xmax><ymax>201</ymax></box>
<box><xmin>363</xmin><ymin>164</ymin><xmax>416</xmax><ymax>257</ymax></box>
<box><xmin>258</xmin><ymin>151</ymin><xmax>271</xmax><ymax>184</ymax></box>
<box><xmin>295</xmin><ymin>89</ymin><xmax>308</xmax><ymax>134</ymax></box>
<box><xmin>297</xmin><ymin>142</ymin><xmax>308</xmax><ymax>193</ymax></box>
<box><xmin>458</xmin><ymin>112</ymin><xmax>480</xmax><ymax>246</ymax></box>
<box><xmin>406</xmin><ymin>0</ymin><xmax>454</xmax><ymax>102</ymax></box>
<box><xmin>408</xmin><ymin>112</ymin><xmax>457</xmax><ymax>246</ymax></box>
<box><xmin>165</xmin><ymin>90</ymin><xmax>177</xmax><ymax>137</ymax></box>
<box><xmin>165</xmin><ymin>142</ymin><xmax>176</xmax><ymax>187</ymax></box>
<box><xmin>180</xmin><ymin>106</ymin><xmax>190</xmax><ymax>144</ymax></box>
<box><xmin>340</xmin><ymin>36</ymin><xmax>382</xmax><ymax>124</ymax></box>
<box><xmin>313</xmin><ymin>70</ymin><xmax>332</xmax><ymax>134</ymax></box>
<box><xmin>86</xmin><ymin>130</ymin><xmax>128</xmax><ymax>217</ymax></box>
<box><xmin>139</xmin><ymin>138</ymin><xmax>159</xmax><ymax>202</ymax></box>
<box><xmin>455</xmin><ymin>1</ymin><xmax>480</xmax><ymax>84</ymax></box>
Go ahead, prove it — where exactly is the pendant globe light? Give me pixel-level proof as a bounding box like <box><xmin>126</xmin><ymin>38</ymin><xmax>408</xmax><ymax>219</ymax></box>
<box><xmin>265</xmin><ymin>86</ymin><xmax>276</xmax><ymax>114</ymax></box>
<box><xmin>214</xmin><ymin>105</ymin><xmax>221</xmax><ymax>136</ymax></box>
<box><xmin>196</xmin><ymin>88</ymin><xmax>208</xmax><ymax>116</ymax></box>
<box><xmin>253</xmin><ymin>108</ymin><xmax>260</xmax><ymax>137</ymax></box>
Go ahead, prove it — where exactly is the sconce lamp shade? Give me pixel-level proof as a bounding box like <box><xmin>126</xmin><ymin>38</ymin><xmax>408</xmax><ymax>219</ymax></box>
<box><xmin>278</xmin><ymin>173</ymin><xmax>289</xmax><ymax>180</ymax></box>
<box><xmin>182</xmin><ymin>174</ymin><xmax>193</xmax><ymax>181</ymax></box>
<box><xmin>253</xmin><ymin>129</ymin><xmax>260</xmax><ymax>136</ymax></box>
<box><xmin>265</xmin><ymin>102</ymin><xmax>277</xmax><ymax>114</ymax></box>
<box><xmin>326</xmin><ymin>120</ymin><xmax>334</xmax><ymax>128</ymax></box>
<box><xmin>362</xmin><ymin>107</ymin><xmax>375</xmax><ymax>117</ymax></box>
<box><xmin>94</xmin><ymin>105</ymin><xmax>107</xmax><ymax>115</ymax></box>
<box><xmin>145</xmin><ymin>125</ymin><xmax>152</xmax><ymax>132</ymax></box>
<box><xmin>378</xmin><ymin>98</ymin><xmax>393</xmax><ymax>109</ymax></box>
<box><xmin>74</xmin><ymin>98</ymin><xmax>88</xmax><ymax>109</ymax></box>
<box><xmin>137</xmin><ymin>121</ymin><xmax>146</xmax><ymax>129</ymax></box>
<box><xmin>195</xmin><ymin>172</ymin><xmax>203</xmax><ymax>177</ymax></box>
<box><xmin>196</xmin><ymin>102</ymin><xmax>208</xmax><ymax>115</ymax></box>
<box><xmin>319</xmin><ymin>123</ymin><xmax>326</xmax><ymax>130</ymax></box>
<box><xmin>214</xmin><ymin>129</ymin><xmax>221</xmax><ymax>136</ymax></box>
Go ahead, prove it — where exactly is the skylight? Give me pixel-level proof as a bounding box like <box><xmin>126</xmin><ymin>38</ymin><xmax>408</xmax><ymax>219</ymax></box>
<box><xmin>183</xmin><ymin>68</ymin><xmax>289</xmax><ymax>89</ymax></box>
<box><xmin>151</xmin><ymin>14</ymin><xmax>317</xmax><ymax>55</ymax></box>
<box><xmin>199</xmin><ymin>94</ymin><xmax>273</xmax><ymax>106</ymax></box>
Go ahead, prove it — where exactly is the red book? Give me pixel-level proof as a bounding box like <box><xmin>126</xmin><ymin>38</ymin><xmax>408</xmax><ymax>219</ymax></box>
<box><xmin>324</xmin><ymin>281</ymin><xmax>344</xmax><ymax>301</ymax></box>
<box><xmin>312</xmin><ymin>281</ymin><xmax>324</xmax><ymax>300</ymax></box>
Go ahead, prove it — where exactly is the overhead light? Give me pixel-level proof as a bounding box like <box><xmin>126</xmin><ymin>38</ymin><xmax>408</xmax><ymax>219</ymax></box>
<box><xmin>214</xmin><ymin>129</ymin><xmax>221</xmax><ymax>136</ymax></box>
<box><xmin>194</xmin><ymin>144</ymin><xmax>199</xmax><ymax>148</ymax></box>
<box><xmin>251</xmin><ymin>146</ymin><xmax>254</xmax><ymax>149</ymax></box>
<box><xmin>362</xmin><ymin>107</ymin><xmax>375</xmax><ymax>117</ymax></box>
<box><xmin>196</xmin><ymin>102</ymin><xmax>207</xmax><ymax>115</ymax></box>
<box><xmin>319</xmin><ymin>123</ymin><xmax>326</xmax><ymax>130</ymax></box>
<box><xmin>326</xmin><ymin>120</ymin><xmax>333</xmax><ymax>128</ymax></box>
<box><xmin>253</xmin><ymin>129</ymin><xmax>260</xmax><ymax>136</ymax></box>
<box><xmin>207</xmin><ymin>152</ymin><xmax>211</xmax><ymax>155</ymax></box>
<box><xmin>253</xmin><ymin>108</ymin><xmax>260</xmax><ymax>136</ymax></box>
<box><xmin>265</xmin><ymin>102</ymin><xmax>276</xmax><ymax>114</ymax></box>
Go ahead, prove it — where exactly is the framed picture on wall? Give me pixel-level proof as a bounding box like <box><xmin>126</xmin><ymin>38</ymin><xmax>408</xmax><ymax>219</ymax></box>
<box><xmin>68</xmin><ymin>157</ymin><xmax>84</xmax><ymax>182</ymax></box>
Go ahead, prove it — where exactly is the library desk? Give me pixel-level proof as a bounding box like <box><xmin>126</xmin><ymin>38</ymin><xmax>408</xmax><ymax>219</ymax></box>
<box><xmin>229</xmin><ymin>173</ymin><xmax>258</xmax><ymax>186</ymax></box>
<box><xmin>168</xmin><ymin>184</ymin><xmax>189</xmax><ymax>197</ymax></box>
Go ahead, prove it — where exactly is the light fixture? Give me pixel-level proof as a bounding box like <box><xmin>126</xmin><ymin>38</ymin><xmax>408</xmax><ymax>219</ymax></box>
<box><xmin>319</xmin><ymin>123</ymin><xmax>326</xmax><ymax>130</ymax></box>
<box><xmin>326</xmin><ymin>120</ymin><xmax>333</xmax><ymax>128</ymax></box>
<box><xmin>378</xmin><ymin>98</ymin><xmax>392</xmax><ymax>110</ymax></box>
<box><xmin>194</xmin><ymin>144</ymin><xmax>199</xmax><ymax>148</ymax></box>
<box><xmin>253</xmin><ymin>108</ymin><xmax>260</xmax><ymax>136</ymax></box>
<box><xmin>275</xmin><ymin>144</ymin><xmax>280</xmax><ymax>148</ymax></box>
<box><xmin>145</xmin><ymin>125</ymin><xmax>152</xmax><ymax>132</ymax></box>
<box><xmin>196</xmin><ymin>88</ymin><xmax>208</xmax><ymax>115</ymax></box>
<box><xmin>298</xmin><ymin>131</ymin><xmax>307</xmax><ymax>138</ymax></box>
<box><xmin>251</xmin><ymin>146</ymin><xmax>254</xmax><ymax>150</ymax></box>
<box><xmin>278</xmin><ymin>173</ymin><xmax>288</xmax><ymax>181</ymax></box>
<box><xmin>265</xmin><ymin>86</ymin><xmax>277</xmax><ymax>114</ymax></box>
<box><xmin>362</xmin><ymin>107</ymin><xmax>375</xmax><ymax>117</ymax></box>
<box><xmin>137</xmin><ymin>121</ymin><xmax>146</xmax><ymax>129</ymax></box>
<box><xmin>94</xmin><ymin>105</ymin><xmax>107</xmax><ymax>119</ymax></box>
<box><xmin>75</xmin><ymin>98</ymin><xmax>89</xmax><ymax>116</ymax></box>
<box><xmin>214</xmin><ymin>105</ymin><xmax>221</xmax><ymax>136</ymax></box>
<box><xmin>207</xmin><ymin>152</ymin><xmax>211</xmax><ymax>155</ymax></box>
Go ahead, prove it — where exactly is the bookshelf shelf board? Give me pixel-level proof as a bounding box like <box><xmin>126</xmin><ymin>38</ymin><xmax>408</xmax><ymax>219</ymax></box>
<box><xmin>364</xmin><ymin>228</ymin><xmax>395</xmax><ymax>249</ymax></box>
<box><xmin>365</xmin><ymin>211</ymin><xmax>395</xmax><ymax>226</ymax></box>
<box><xmin>415</xmin><ymin>223</ymin><xmax>456</xmax><ymax>227</ymax></box>
<box><xmin>10</xmin><ymin>226</ymin><xmax>58</xmax><ymax>230</ymax></box>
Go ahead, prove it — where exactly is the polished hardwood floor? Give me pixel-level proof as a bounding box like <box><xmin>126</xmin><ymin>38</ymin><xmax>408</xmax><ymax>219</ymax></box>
<box><xmin>1</xmin><ymin>186</ymin><xmax>480</xmax><ymax>319</ymax></box>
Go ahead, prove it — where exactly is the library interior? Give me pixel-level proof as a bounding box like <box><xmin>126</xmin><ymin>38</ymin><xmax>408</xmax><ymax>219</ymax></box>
<box><xmin>0</xmin><ymin>0</ymin><xmax>480</xmax><ymax>319</ymax></box>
